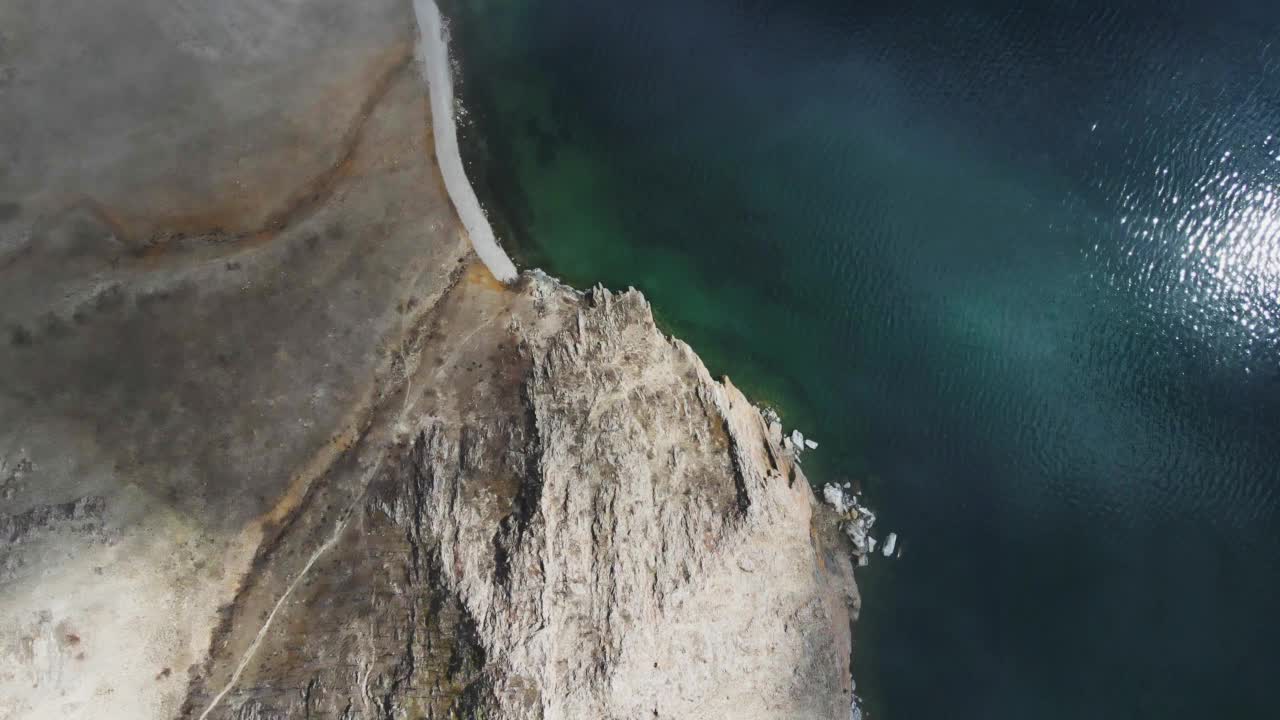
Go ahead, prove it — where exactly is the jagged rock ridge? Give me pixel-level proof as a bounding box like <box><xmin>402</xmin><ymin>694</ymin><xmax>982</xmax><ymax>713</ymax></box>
<box><xmin>181</xmin><ymin>273</ymin><xmax>859</xmax><ymax>719</ymax></box>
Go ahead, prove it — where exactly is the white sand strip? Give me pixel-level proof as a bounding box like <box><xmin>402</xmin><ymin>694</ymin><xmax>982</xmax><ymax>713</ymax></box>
<box><xmin>413</xmin><ymin>0</ymin><xmax>519</xmax><ymax>283</ymax></box>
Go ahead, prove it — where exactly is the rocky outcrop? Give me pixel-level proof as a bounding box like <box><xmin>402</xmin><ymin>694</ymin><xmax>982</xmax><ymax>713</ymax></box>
<box><xmin>0</xmin><ymin>2</ymin><xmax>859</xmax><ymax>718</ymax></box>
<box><xmin>177</xmin><ymin>270</ymin><xmax>859</xmax><ymax>720</ymax></box>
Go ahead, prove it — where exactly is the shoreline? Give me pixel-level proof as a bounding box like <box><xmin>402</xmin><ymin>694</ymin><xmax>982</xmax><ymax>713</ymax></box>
<box><xmin>427</xmin><ymin>4</ymin><xmax>874</xmax><ymax>715</ymax></box>
<box><xmin>412</xmin><ymin>0</ymin><xmax>520</xmax><ymax>283</ymax></box>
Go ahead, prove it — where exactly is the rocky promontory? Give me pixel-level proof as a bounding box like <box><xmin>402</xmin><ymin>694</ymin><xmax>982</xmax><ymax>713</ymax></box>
<box><xmin>181</xmin><ymin>272</ymin><xmax>859</xmax><ymax>719</ymax></box>
<box><xmin>0</xmin><ymin>2</ymin><xmax>859</xmax><ymax>718</ymax></box>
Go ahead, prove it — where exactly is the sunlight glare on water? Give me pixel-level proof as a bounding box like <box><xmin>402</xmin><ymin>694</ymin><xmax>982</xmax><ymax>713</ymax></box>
<box><xmin>1092</xmin><ymin>134</ymin><xmax>1280</xmax><ymax>375</ymax></box>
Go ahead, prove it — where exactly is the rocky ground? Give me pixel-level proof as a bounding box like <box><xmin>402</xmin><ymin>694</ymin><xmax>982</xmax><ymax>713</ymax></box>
<box><xmin>0</xmin><ymin>2</ymin><xmax>859</xmax><ymax>718</ymax></box>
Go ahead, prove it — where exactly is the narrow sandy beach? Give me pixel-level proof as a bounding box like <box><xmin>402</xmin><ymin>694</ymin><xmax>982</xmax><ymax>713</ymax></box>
<box><xmin>413</xmin><ymin>0</ymin><xmax>520</xmax><ymax>283</ymax></box>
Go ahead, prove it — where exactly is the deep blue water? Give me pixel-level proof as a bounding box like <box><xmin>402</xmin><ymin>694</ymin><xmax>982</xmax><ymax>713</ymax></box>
<box><xmin>444</xmin><ymin>1</ymin><xmax>1280</xmax><ymax>717</ymax></box>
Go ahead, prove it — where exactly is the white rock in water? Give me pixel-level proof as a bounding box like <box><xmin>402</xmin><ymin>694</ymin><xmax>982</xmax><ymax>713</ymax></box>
<box><xmin>882</xmin><ymin>532</ymin><xmax>898</xmax><ymax>557</ymax></box>
<box><xmin>867</xmin><ymin>536</ymin><xmax>878</xmax><ymax>554</ymax></box>
<box><xmin>822</xmin><ymin>484</ymin><xmax>849</xmax><ymax>514</ymax></box>
<box><xmin>861</xmin><ymin>506</ymin><xmax>876</xmax><ymax>529</ymax></box>
<box><xmin>791</xmin><ymin>429</ymin><xmax>805</xmax><ymax>449</ymax></box>
<box><xmin>804</xmin><ymin>438</ymin><xmax>819</xmax><ymax>450</ymax></box>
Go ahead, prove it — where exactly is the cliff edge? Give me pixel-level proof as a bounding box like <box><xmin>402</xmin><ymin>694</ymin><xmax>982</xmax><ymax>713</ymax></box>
<box><xmin>180</xmin><ymin>271</ymin><xmax>860</xmax><ymax>719</ymax></box>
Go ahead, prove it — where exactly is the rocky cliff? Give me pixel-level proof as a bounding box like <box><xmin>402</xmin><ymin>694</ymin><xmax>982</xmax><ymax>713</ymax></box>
<box><xmin>0</xmin><ymin>2</ymin><xmax>859</xmax><ymax>718</ymax></box>
<box><xmin>180</xmin><ymin>273</ymin><xmax>859</xmax><ymax>720</ymax></box>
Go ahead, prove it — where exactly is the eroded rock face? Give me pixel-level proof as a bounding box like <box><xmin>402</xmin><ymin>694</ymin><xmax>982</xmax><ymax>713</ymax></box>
<box><xmin>181</xmin><ymin>274</ymin><xmax>859</xmax><ymax>720</ymax></box>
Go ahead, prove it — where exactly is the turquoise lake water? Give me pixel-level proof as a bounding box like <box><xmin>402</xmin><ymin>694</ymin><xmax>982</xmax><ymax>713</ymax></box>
<box><xmin>443</xmin><ymin>1</ymin><xmax>1280</xmax><ymax>717</ymax></box>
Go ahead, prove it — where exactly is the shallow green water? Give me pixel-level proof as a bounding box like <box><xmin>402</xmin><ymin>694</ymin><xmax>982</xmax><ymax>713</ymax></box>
<box><xmin>445</xmin><ymin>1</ymin><xmax>1280</xmax><ymax>717</ymax></box>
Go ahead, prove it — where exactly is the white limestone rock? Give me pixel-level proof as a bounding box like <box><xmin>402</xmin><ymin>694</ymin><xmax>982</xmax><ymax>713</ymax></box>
<box><xmin>883</xmin><ymin>532</ymin><xmax>899</xmax><ymax>557</ymax></box>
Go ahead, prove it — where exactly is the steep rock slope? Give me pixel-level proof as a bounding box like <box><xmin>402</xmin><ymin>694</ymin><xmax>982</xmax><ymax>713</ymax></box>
<box><xmin>181</xmin><ymin>270</ymin><xmax>859</xmax><ymax>720</ymax></box>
